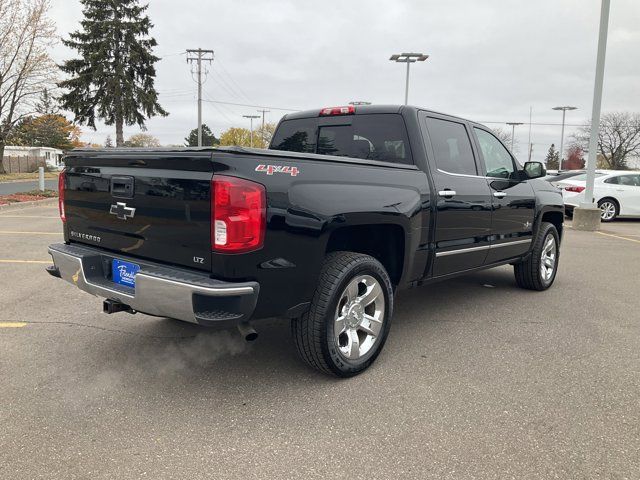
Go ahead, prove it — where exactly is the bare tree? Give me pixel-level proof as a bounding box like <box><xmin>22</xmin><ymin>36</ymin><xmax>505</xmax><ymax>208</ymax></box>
<box><xmin>573</xmin><ymin>112</ymin><xmax>640</xmax><ymax>170</ymax></box>
<box><xmin>491</xmin><ymin>127</ymin><xmax>518</xmax><ymax>151</ymax></box>
<box><xmin>0</xmin><ymin>0</ymin><xmax>56</xmax><ymax>173</ymax></box>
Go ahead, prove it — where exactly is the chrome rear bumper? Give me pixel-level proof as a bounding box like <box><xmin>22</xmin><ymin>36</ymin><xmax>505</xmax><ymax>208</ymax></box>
<box><xmin>47</xmin><ymin>243</ymin><xmax>259</xmax><ymax>326</ymax></box>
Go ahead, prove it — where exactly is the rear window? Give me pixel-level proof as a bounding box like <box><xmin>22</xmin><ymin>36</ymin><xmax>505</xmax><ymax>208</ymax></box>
<box><xmin>270</xmin><ymin>114</ymin><xmax>412</xmax><ymax>164</ymax></box>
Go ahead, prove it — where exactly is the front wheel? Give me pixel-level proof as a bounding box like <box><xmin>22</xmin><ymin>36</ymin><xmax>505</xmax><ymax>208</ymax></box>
<box><xmin>514</xmin><ymin>222</ymin><xmax>560</xmax><ymax>291</ymax></box>
<box><xmin>291</xmin><ymin>252</ymin><xmax>393</xmax><ymax>377</ymax></box>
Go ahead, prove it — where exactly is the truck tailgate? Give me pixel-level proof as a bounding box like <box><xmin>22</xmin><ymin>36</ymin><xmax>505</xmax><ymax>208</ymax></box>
<box><xmin>63</xmin><ymin>151</ymin><xmax>213</xmax><ymax>271</ymax></box>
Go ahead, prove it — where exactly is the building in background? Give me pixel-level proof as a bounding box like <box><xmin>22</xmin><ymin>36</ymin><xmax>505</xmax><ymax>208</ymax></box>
<box><xmin>2</xmin><ymin>146</ymin><xmax>64</xmax><ymax>171</ymax></box>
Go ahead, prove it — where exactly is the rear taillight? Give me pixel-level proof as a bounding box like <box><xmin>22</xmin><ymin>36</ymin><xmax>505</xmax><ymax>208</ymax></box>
<box><xmin>564</xmin><ymin>185</ymin><xmax>585</xmax><ymax>193</ymax></box>
<box><xmin>58</xmin><ymin>171</ymin><xmax>66</xmax><ymax>223</ymax></box>
<box><xmin>211</xmin><ymin>175</ymin><xmax>266</xmax><ymax>253</ymax></box>
<box><xmin>319</xmin><ymin>105</ymin><xmax>355</xmax><ymax>116</ymax></box>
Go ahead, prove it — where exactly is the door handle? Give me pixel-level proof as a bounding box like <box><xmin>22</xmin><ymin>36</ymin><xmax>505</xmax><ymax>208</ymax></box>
<box><xmin>493</xmin><ymin>191</ymin><xmax>507</xmax><ymax>198</ymax></box>
<box><xmin>438</xmin><ymin>190</ymin><xmax>457</xmax><ymax>198</ymax></box>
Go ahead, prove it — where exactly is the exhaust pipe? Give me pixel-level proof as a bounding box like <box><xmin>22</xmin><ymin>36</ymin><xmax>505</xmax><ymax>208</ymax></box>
<box><xmin>237</xmin><ymin>322</ymin><xmax>258</xmax><ymax>342</ymax></box>
<box><xmin>103</xmin><ymin>299</ymin><xmax>135</xmax><ymax>315</ymax></box>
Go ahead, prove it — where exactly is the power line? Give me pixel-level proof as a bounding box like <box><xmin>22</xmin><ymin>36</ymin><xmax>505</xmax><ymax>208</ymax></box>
<box><xmin>215</xmin><ymin>59</ymin><xmax>254</xmax><ymax>104</ymax></box>
<box><xmin>202</xmin><ymin>99</ymin><xmax>300</xmax><ymax>112</ymax></box>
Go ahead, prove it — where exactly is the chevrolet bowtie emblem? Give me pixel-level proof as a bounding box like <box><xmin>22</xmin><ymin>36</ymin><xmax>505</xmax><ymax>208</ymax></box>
<box><xmin>109</xmin><ymin>202</ymin><xmax>136</xmax><ymax>220</ymax></box>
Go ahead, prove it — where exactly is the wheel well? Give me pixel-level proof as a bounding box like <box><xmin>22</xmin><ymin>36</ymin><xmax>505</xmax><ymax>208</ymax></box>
<box><xmin>541</xmin><ymin>211</ymin><xmax>564</xmax><ymax>240</ymax></box>
<box><xmin>598</xmin><ymin>197</ymin><xmax>619</xmax><ymax>209</ymax></box>
<box><xmin>325</xmin><ymin>224</ymin><xmax>405</xmax><ymax>286</ymax></box>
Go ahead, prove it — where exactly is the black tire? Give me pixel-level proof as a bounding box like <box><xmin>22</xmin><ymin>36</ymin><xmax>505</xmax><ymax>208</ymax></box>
<box><xmin>291</xmin><ymin>251</ymin><xmax>394</xmax><ymax>377</ymax></box>
<box><xmin>514</xmin><ymin>222</ymin><xmax>560</xmax><ymax>291</ymax></box>
<box><xmin>597</xmin><ymin>198</ymin><xmax>619</xmax><ymax>222</ymax></box>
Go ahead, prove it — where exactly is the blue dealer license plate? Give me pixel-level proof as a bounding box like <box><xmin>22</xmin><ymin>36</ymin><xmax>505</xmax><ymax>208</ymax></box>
<box><xmin>112</xmin><ymin>259</ymin><xmax>140</xmax><ymax>288</ymax></box>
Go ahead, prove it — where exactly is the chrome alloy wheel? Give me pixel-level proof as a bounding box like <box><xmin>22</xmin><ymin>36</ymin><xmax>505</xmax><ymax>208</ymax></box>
<box><xmin>540</xmin><ymin>234</ymin><xmax>557</xmax><ymax>282</ymax></box>
<box><xmin>600</xmin><ymin>201</ymin><xmax>616</xmax><ymax>221</ymax></box>
<box><xmin>334</xmin><ymin>275</ymin><xmax>385</xmax><ymax>360</ymax></box>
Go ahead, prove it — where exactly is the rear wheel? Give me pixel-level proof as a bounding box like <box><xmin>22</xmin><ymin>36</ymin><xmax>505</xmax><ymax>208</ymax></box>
<box><xmin>598</xmin><ymin>198</ymin><xmax>619</xmax><ymax>222</ymax></box>
<box><xmin>514</xmin><ymin>222</ymin><xmax>560</xmax><ymax>291</ymax></box>
<box><xmin>291</xmin><ymin>252</ymin><xmax>393</xmax><ymax>377</ymax></box>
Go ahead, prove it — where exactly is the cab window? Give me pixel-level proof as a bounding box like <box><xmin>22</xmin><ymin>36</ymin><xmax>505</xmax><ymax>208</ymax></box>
<box><xmin>426</xmin><ymin>118</ymin><xmax>477</xmax><ymax>175</ymax></box>
<box><xmin>474</xmin><ymin>128</ymin><xmax>517</xmax><ymax>179</ymax></box>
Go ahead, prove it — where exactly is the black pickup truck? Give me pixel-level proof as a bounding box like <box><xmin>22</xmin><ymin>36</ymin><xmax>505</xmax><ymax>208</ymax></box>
<box><xmin>48</xmin><ymin>104</ymin><xmax>563</xmax><ymax>376</ymax></box>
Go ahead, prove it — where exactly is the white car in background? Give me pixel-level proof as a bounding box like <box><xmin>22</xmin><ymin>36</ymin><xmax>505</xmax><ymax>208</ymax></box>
<box><xmin>559</xmin><ymin>171</ymin><xmax>640</xmax><ymax>222</ymax></box>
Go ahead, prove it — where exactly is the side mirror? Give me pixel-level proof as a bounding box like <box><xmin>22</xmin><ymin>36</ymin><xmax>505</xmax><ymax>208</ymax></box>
<box><xmin>524</xmin><ymin>161</ymin><xmax>546</xmax><ymax>179</ymax></box>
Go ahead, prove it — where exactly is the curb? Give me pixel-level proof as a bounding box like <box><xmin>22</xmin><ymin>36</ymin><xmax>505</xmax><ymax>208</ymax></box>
<box><xmin>0</xmin><ymin>177</ymin><xmax>59</xmax><ymax>184</ymax></box>
<box><xmin>0</xmin><ymin>198</ymin><xmax>58</xmax><ymax>212</ymax></box>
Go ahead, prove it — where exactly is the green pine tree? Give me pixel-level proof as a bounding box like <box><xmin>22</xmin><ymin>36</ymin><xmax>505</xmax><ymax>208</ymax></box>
<box><xmin>58</xmin><ymin>0</ymin><xmax>167</xmax><ymax>146</ymax></box>
<box><xmin>545</xmin><ymin>144</ymin><xmax>560</xmax><ymax>170</ymax></box>
<box><xmin>184</xmin><ymin>124</ymin><xmax>219</xmax><ymax>147</ymax></box>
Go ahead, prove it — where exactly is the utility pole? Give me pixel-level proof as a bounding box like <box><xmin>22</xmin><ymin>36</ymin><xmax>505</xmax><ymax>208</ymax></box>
<box><xmin>187</xmin><ymin>49</ymin><xmax>214</xmax><ymax>146</ymax></box>
<box><xmin>506</xmin><ymin>122</ymin><xmax>523</xmax><ymax>151</ymax></box>
<box><xmin>552</xmin><ymin>105</ymin><xmax>577</xmax><ymax>170</ymax></box>
<box><xmin>243</xmin><ymin>115</ymin><xmax>260</xmax><ymax>147</ymax></box>
<box><xmin>257</xmin><ymin>109</ymin><xmax>270</xmax><ymax>145</ymax></box>
<box><xmin>389</xmin><ymin>53</ymin><xmax>429</xmax><ymax>105</ymax></box>
<box><xmin>527</xmin><ymin>106</ymin><xmax>533</xmax><ymax>162</ymax></box>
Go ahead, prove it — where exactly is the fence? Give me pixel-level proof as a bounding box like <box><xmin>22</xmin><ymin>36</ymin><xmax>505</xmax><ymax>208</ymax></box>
<box><xmin>1</xmin><ymin>156</ymin><xmax>46</xmax><ymax>173</ymax></box>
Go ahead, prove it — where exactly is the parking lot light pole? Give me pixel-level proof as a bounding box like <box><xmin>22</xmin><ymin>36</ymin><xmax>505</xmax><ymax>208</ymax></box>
<box><xmin>243</xmin><ymin>115</ymin><xmax>260</xmax><ymax>147</ymax></box>
<box><xmin>390</xmin><ymin>53</ymin><xmax>429</xmax><ymax>105</ymax></box>
<box><xmin>552</xmin><ymin>106</ymin><xmax>577</xmax><ymax>170</ymax></box>
<box><xmin>506</xmin><ymin>122</ymin><xmax>523</xmax><ymax>151</ymax></box>
<box><xmin>574</xmin><ymin>0</ymin><xmax>610</xmax><ymax>231</ymax></box>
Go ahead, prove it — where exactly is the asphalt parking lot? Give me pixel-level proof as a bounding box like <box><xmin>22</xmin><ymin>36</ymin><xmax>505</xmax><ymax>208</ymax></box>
<box><xmin>1</xmin><ymin>205</ymin><xmax>639</xmax><ymax>479</ymax></box>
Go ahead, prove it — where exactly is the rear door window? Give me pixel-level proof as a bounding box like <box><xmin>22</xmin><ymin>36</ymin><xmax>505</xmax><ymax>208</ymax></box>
<box><xmin>612</xmin><ymin>174</ymin><xmax>640</xmax><ymax>186</ymax></box>
<box><xmin>425</xmin><ymin>117</ymin><xmax>477</xmax><ymax>176</ymax></box>
<box><xmin>271</xmin><ymin>114</ymin><xmax>412</xmax><ymax>164</ymax></box>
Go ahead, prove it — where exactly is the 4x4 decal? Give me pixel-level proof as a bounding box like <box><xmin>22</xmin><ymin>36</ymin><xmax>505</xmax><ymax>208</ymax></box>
<box><xmin>255</xmin><ymin>164</ymin><xmax>299</xmax><ymax>177</ymax></box>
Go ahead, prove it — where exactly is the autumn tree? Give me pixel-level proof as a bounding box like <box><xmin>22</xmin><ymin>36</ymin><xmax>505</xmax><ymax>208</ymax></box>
<box><xmin>218</xmin><ymin>123</ymin><xmax>276</xmax><ymax>149</ymax></box>
<box><xmin>219</xmin><ymin>127</ymin><xmax>252</xmax><ymax>147</ymax></box>
<box><xmin>573</xmin><ymin>112</ymin><xmax>640</xmax><ymax>170</ymax></box>
<box><xmin>8</xmin><ymin>114</ymin><xmax>82</xmax><ymax>150</ymax></box>
<box><xmin>254</xmin><ymin>122</ymin><xmax>277</xmax><ymax>148</ymax></box>
<box><xmin>0</xmin><ymin>0</ymin><xmax>57</xmax><ymax>173</ymax></box>
<box><xmin>544</xmin><ymin>144</ymin><xmax>560</xmax><ymax>170</ymax></box>
<box><xmin>58</xmin><ymin>0</ymin><xmax>167</xmax><ymax>147</ymax></box>
<box><xmin>184</xmin><ymin>124</ymin><xmax>219</xmax><ymax>147</ymax></box>
<box><xmin>123</xmin><ymin>133</ymin><xmax>161</xmax><ymax>147</ymax></box>
<box><xmin>564</xmin><ymin>144</ymin><xmax>585</xmax><ymax>170</ymax></box>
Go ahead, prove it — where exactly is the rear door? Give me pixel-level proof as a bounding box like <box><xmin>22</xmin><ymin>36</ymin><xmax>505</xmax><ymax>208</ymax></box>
<box><xmin>471</xmin><ymin>127</ymin><xmax>535</xmax><ymax>263</ymax></box>
<box><xmin>603</xmin><ymin>174</ymin><xmax>640</xmax><ymax>215</ymax></box>
<box><xmin>63</xmin><ymin>151</ymin><xmax>213</xmax><ymax>271</ymax></box>
<box><xmin>422</xmin><ymin>114</ymin><xmax>493</xmax><ymax>277</ymax></box>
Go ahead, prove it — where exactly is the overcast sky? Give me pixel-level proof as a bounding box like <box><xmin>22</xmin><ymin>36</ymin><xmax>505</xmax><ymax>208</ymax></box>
<box><xmin>49</xmin><ymin>0</ymin><xmax>640</xmax><ymax>162</ymax></box>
